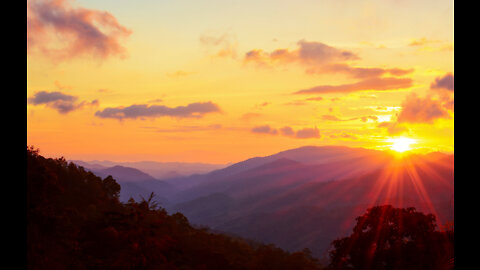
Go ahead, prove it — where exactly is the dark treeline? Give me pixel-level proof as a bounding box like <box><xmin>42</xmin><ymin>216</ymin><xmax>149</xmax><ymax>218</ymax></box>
<box><xmin>27</xmin><ymin>146</ymin><xmax>324</xmax><ymax>270</ymax></box>
<box><xmin>27</xmin><ymin>146</ymin><xmax>453</xmax><ymax>270</ymax></box>
<box><xmin>328</xmin><ymin>205</ymin><xmax>454</xmax><ymax>270</ymax></box>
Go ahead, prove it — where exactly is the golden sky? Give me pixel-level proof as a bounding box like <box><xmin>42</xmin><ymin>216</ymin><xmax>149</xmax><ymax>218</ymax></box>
<box><xmin>27</xmin><ymin>0</ymin><xmax>454</xmax><ymax>164</ymax></box>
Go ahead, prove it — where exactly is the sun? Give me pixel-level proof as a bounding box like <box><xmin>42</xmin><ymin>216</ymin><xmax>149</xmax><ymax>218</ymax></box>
<box><xmin>387</xmin><ymin>137</ymin><xmax>417</xmax><ymax>153</ymax></box>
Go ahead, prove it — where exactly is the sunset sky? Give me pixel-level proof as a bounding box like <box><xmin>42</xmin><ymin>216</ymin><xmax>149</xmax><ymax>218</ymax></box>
<box><xmin>27</xmin><ymin>0</ymin><xmax>454</xmax><ymax>164</ymax></box>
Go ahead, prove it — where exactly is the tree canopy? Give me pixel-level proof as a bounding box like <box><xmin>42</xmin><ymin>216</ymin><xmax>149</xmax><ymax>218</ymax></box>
<box><xmin>328</xmin><ymin>205</ymin><xmax>454</xmax><ymax>270</ymax></box>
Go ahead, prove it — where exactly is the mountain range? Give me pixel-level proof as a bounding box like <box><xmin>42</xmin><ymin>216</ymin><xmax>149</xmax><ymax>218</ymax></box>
<box><xmin>72</xmin><ymin>145</ymin><xmax>454</xmax><ymax>259</ymax></box>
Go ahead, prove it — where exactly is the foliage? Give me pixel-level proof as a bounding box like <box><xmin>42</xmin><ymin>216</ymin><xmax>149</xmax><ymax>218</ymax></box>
<box><xmin>328</xmin><ymin>205</ymin><xmax>454</xmax><ymax>270</ymax></box>
<box><xmin>27</xmin><ymin>146</ymin><xmax>324</xmax><ymax>270</ymax></box>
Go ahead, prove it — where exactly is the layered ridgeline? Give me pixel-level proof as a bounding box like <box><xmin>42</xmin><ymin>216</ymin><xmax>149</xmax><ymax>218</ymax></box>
<box><xmin>27</xmin><ymin>146</ymin><xmax>324</xmax><ymax>270</ymax></box>
<box><xmin>71</xmin><ymin>146</ymin><xmax>454</xmax><ymax>259</ymax></box>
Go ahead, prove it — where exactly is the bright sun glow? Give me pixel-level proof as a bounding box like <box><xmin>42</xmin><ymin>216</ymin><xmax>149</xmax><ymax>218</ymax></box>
<box><xmin>387</xmin><ymin>137</ymin><xmax>417</xmax><ymax>152</ymax></box>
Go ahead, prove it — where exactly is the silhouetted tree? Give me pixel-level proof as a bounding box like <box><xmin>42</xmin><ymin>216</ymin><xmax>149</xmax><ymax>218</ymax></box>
<box><xmin>328</xmin><ymin>205</ymin><xmax>454</xmax><ymax>270</ymax></box>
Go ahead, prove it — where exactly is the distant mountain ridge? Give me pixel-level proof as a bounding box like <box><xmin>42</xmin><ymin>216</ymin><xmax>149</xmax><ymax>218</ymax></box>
<box><xmin>72</xmin><ymin>145</ymin><xmax>453</xmax><ymax>259</ymax></box>
<box><xmin>70</xmin><ymin>159</ymin><xmax>228</xmax><ymax>180</ymax></box>
<box><xmin>160</xmin><ymin>146</ymin><xmax>453</xmax><ymax>258</ymax></box>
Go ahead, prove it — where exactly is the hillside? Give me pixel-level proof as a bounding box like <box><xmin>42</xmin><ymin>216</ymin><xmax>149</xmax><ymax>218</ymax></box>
<box><xmin>27</xmin><ymin>146</ymin><xmax>324</xmax><ymax>270</ymax></box>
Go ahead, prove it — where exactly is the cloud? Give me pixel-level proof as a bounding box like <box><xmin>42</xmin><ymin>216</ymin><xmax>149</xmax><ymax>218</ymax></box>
<box><xmin>95</xmin><ymin>102</ymin><xmax>221</xmax><ymax>120</ymax></box>
<box><xmin>294</xmin><ymin>77</ymin><xmax>413</xmax><ymax>94</ymax></box>
<box><xmin>28</xmin><ymin>91</ymin><xmax>98</xmax><ymax>114</ymax></box>
<box><xmin>321</xmin><ymin>115</ymin><xmax>347</xmax><ymax>121</ymax></box>
<box><xmin>377</xmin><ymin>121</ymin><xmax>408</xmax><ymax>135</ymax></box>
<box><xmin>143</xmin><ymin>124</ymin><xmax>223</xmax><ymax>133</ymax></box>
<box><xmin>295</xmin><ymin>127</ymin><xmax>321</xmax><ymax>139</ymax></box>
<box><xmin>320</xmin><ymin>114</ymin><xmax>378</xmax><ymax>122</ymax></box>
<box><xmin>28</xmin><ymin>91</ymin><xmax>76</xmax><ymax>104</ymax></box>
<box><xmin>283</xmin><ymin>100</ymin><xmax>307</xmax><ymax>106</ymax></box>
<box><xmin>329</xmin><ymin>132</ymin><xmax>358</xmax><ymax>140</ymax></box>
<box><xmin>251</xmin><ymin>125</ymin><xmax>278</xmax><ymax>135</ymax></box>
<box><xmin>305</xmin><ymin>64</ymin><xmax>414</xmax><ymax>79</ymax></box>
<box><xmin>360</xmin><ymin>115</ymin><xmax>378</xmax><ymax>122</ymax></box>
<box><xmin>279</xmin><ymin>126</ymin><xmax>295</xmax><ymax>136</ymax></box>
<box><xmin>27</xmin><ymin>0</ymin><xmax>131</xmax><ymax>61</ymax></box>
<box><xmin>296</xmin><ymin>40</ymin><xmax>359</xmax><ymax>65</ymax></box>
<box><xmin>241</xmin><ymin>112</ymin><xmax>262</xmax><ymax>120</ymax></box>
<box><xmin>306</xmin><ymin>96</ymin><xmax>324</xmax><ymax>101</ymax></box>
<box><xmin>396</xmin><ymin>93</ymin><xmax>451</xmax><ymax>124</ymax></box>
<box><xmin>430</xmin><ymin>73</ymin><xmax>454</xmax><ymax>91</ymax></box>
<box><xmin>408</xmin><ymin>38</ymin><xmax>453</xmax><ymax>52</ymax></box>
<box><xmin>254</xmin><ymin>102</ymin><xmax>270</xmax><ymax>109</ymax></box>
<box><xmin>408</xmin><ymin>37</ymin><xmax>439</xmax><ymax>47</ymax></box>
<box><xmin>199</xmin><ymin>32</ymin><xmax>238</xmax><ymax>58</ymax></box>
<box><xmin>244</xmin><ymin>40</ymin><xmax>413</xmax><ymax>79</ymax></box>
<box><xmin>250</xmin><ymin>125</ymin><xmax>320</xmax><ymax>139</ymax></box>
<box><xmin>166</xmin><ymin>70</ymin><xmax>194</xmax><ymax>78</ymax></box>
<box><xmin>245</xmin><ymin>40</ymin><xmax>358</xmax><ymax>67</ymax></box>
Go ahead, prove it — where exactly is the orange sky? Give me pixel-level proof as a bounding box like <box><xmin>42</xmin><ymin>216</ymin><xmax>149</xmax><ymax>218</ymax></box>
<box><xmin>27</xmin><ymin>0</ymin><xmax>454</xmax><ymax>164</ymax></box>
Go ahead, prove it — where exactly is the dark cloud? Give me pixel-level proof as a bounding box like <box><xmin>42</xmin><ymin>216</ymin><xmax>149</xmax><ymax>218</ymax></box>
<box><xmin>251</xmin><ymin>125</ymin><xmax>278</xmax><ymax>135</ymax></box>
<box><xmin>27</xmin><ymin>0</ymin><xmax>131</xmax><ymax>61</ymax></box>
<box><xmin>294</xmin><ymin>77</ymin><xmax>413</xmax><ymax>94</ymax></box>
<box><xmin>280</xmin><ymin>126</ymin><xmax>295</xmax><ymax>136</ymax></box>
<box><xmin>430</xmin><ymin>73</ymin><xmax>454</xmax><ymax>91</ymax></box>
<box><xmin>28</xmin><ymin>91</ymin><xmax>76</xmax><ymax>104</ymax></box>
<box><xmin>250</xmin><ymin>125</ymin><xmax>320</xmax><ymax>139</ymax></box>
<box><xmin>28</xmin><ymin>91</ymin><xmax>98</xmax><ymax>114</ymax></box>
<box><xmin>143</xmin><ymin>124</ymin><xmax>223</xmax><ymax>133</ymax></box>
<box><xmin>295</xmin><ymin>127</ymin><xmax>321</xmax><ymax>139</ymax></box>
<box><xmin>95</xmin><ymin>102</ymin><xmax>221</xmax><ymax>120</ymax></box>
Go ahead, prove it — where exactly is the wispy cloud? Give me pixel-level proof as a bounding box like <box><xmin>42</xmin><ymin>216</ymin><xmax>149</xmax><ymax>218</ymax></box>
<box><xmin>27</xmin><ymin>0</ymin><xmax>131</xmax><ymax>61</ymax></box>
<box><xmin>320</xmin><ymin>114</ymin><xmax>378</xmax><ymax>122</ymax></box>
<box><xmin>294</xmin><ymin>77</ymin><xmax>413</xmax><ymax>94</ymax></box>
<box><xmin>305</xmin><ymin>64</ymin><xmax>413</xmax><ymax>79</ymax></box>
<box><xmin>199</xmin><ymin>32</ymin><xmax>238</xmax><ymax>58</ymax></box>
